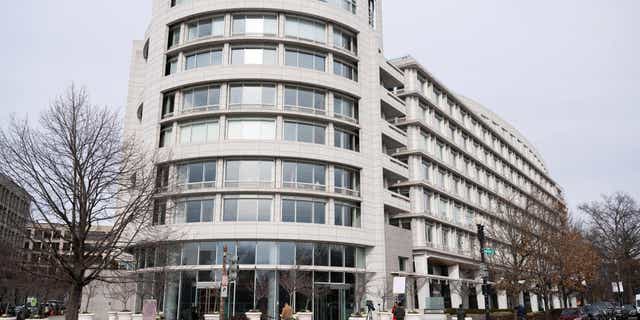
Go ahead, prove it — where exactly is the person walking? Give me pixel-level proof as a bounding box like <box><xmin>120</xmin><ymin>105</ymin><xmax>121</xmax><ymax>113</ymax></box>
<box><xmin>391</xmin><ymin>302</ymin><xmax>398</xmax><ymax>320</ymax></box>
<box><xmin>516</xmin><ymin>304</ymin><xmax>526</xmax><ymax>320</ymax></box>
<box><xmin>457</xmin><ymin>304</ymin><xmax>466</xmax><ymax>320</ymax></box>
<box><xmin>280</xmin><ymin>302</ymin><xmax>293</xmax><ymax>320</ymax></box>
<box><xmin>394</xmin><ymin>302</ymin><xmax>405</xmax><ymax>320</ymax></box>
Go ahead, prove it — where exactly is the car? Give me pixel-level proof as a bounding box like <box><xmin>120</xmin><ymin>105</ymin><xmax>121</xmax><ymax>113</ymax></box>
<box><xmin>583</xmin><ymin>305</ymin><xmax>607</xmax><ymax>320</ymax></box>
<box><xmin>614</xmin><ymin>305</ymin><xmax>638</xmax><ymax>320</ymax></box>
<box><xmin>561</xmin><ymin>308</ymin><xmax>587</xmax><ymax>320</ymax></box>
<box><xmin>593</xmin><ymin>302</ymin><xmax>616</xmax><ymax>320</ymax></box>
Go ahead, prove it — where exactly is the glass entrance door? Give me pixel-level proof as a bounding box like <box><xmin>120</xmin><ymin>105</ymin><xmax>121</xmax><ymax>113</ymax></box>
<box><xmin>314</xmin><ymin>285</ymin><xmax>346</xmax><ymax>320</ymax></box>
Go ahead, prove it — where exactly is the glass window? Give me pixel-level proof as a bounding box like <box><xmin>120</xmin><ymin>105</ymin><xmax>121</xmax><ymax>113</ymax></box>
<box><xmin>334</xmin><ymin>128</ymin><xmax>359</xmax><ymax>151</ymax></box>
<box><xmin>322</xmin><ymin>0</ymin><xmax>357</xmax><ymax>13</ymax></box>
<box><xmin>224</xmin><ymin>160</ymin><xmax>273</xmax><ymax>187</ymax></box>
<box><xmin>256</xmin><ymin>241</ymin><xmax>277</xmax><ymax>264</ymax></box>
<box><xmin>344</xmin><ymin>246</ymin><xmax>355</xmax><ymax>267</ymax></box>
<box><xmin>295</xmin><ymin>243</ymin><xmax>313</xmax><ymax>265</ymax></box>
<box><xmin>175</xmin><ymin>199</ymin><xmax>214</xmax><ymax>223</ymax></box>
<box><xmin>229</xmin><ymin>83</ymin><xmax>276</xmax><ymax>108</ymax></box>
<box><xmin>333</xmin><ymin>27</ymin><xmax>357</xmax><ymax>53</ymax></box>
<box><xmin>314</xmin><ymin>243</ymin><xmax>329</xmax><ymax>266</ymax></box>
<box><xmin>227</xmin><ymin>119</ymin><xmax>276</xmax><ymax>140</ymax></box>
<box><xmin>282</xmin><ymin>161</ymin><xmax>326</xmax><ymax>190</ymax></box>
<box><xmin>182</xmin><ymin>86</ymin><xmax>220</xmax><ymax>111</ymax></box>
<box><xmin>284</xmin><ymin>86</ymin><xmax>325</xmax><ymax>114</ymax></box>
<box><xmin>334</xmin><ymin>167</ymin><xmax>359</xmax><ymax>193</ymax></box>
<box><xmin>334</xmin><ymin>95</ymin><xmax>357</xmax><ymax>121</ymax></box>
<box><xmin>278</xmin><ymin>242</ymin><xmax>295</xmax><ymax>265</ymax></box>
<box><xmin>284</xmin><ymin>48</ymin><xmax>325</xmax><ymax>71</ymax></box>
<box><xmin>216</xmin><ymin>241</ymin><xmax>237</xmax><ymax>265</ymax></box>
<box><xmin>177</xmin><ymin>161</ymin><xmax>216</xmax><ymax>189</ymax></box>
<box><xmin>334</xmin><ymin>202</ymin><xmax>361</xmax><ymax>227</ymax></box>
<box><xmin>168</xmin><ymin>25</ymin><xmax>181</xmax><ymax>49</ymax></box>
<box><xmin>159</xmin><ymin>125</ymin><xmax>173</xmax><ymax>148</ymax></box>
<box><xmin>187</xmin><ymin>16</ymin><xmax>224</xmax><ymax>41</ymax></box>
<box><xmin>185</xmin><ymin>49</ymin><xmax>223</xmax><ymax>70</ymax></box>
<box><xmin>223</xmin><ymin>198</ymin><xmax>272</xmax><ymax>222</ymax></box>
<box><xmin>330</xmin><ymin>245</ymin><xmax>343</xmax><ymax>267</ymax></box>
<box><xmin>237</xmin><ymin>241</ymin><xmax>256</xmax><ymax>264</ymax></box>
<box><xmin>333</xmin><ymin>59</ymin><xmax>357</xmax><ymax>81</ymax></box>
<box><xmin>181</xmin><ymin>242</ymin><xmax>198</xmax><ymax>265</ymax></box>
<box><xmin>165</xmin><ymin>57</ymin><xmax>178</xmax><ymax>76</ymax></box>
<box><xmin>282</xmin><ymin>199</ymin><xmax>326</xmax><ymax>224</ymax></box>
<box><xmin>285</xmin><ymin>16</ymin><xmax>325</xmax><ymax>43</ymax></box>
<box><xmin>179</xmin><ymin>121</ymin><xmax>219</xmax><ymax>144</ymax></box>
<box><xmin>232</xmin><ymin>47</ymin><xmax>277</xmax><ymax>65</ymax></box>
<box><xmin>162</xmin><ymin>93</ymin><xmax>175</xmax><ymax>118</ymax></box>
<box><xmin>284</xmin><ymin>121</ymin><xmax>325</xmax><ymax>144</ymax></box>
<box><xmin>232</xmin><ymin>14</ymin><xmax>277</xmax><ymax>35</ymax></box>
<box><xmin>198</xmin><ymin>242</ymin><xmax>216</xmax><ymax>265</ymax></box>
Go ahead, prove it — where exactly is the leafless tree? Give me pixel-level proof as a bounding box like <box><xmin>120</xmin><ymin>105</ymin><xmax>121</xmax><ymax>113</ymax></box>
<box><xmin>278</xmin><ymin>266</ymin><xmax>313</xmax><ymax>311</ymax></box>
<box><xmin>353</xmin><ymin>272</ymin><xmax>376</xmax><ymax>314</ymax></box>
<box><xmin>83</xmin><ymin>281</ymin><xmax>100</xmax><ymax>313</ymax></box>
<box><xmin>104</xmin><ymin>271</ymin><xmax>138</xmax><ymax>312</ymax></box>
<box><xmin>0</xmin><ymin>85</ymin><xmax>157</xmax><ymax>320</ymax></box>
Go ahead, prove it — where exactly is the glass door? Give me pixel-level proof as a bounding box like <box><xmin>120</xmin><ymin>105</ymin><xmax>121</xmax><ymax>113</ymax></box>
<box><xmin>314</xmin><ymin>285</ymin><xmax>346</xmax><ymax>320</ymax></box>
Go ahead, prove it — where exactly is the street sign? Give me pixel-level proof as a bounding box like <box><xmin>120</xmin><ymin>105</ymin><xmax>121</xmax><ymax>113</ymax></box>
<box><xmin>221</xmin><ymin>274</ymin><xmax>229</xmax><ymax>297</ymax></box>
<box><xmin>393</xmin><ymin>277</ymin><xmax>406</xmax><ymax>294</ymax></box>
<box><xmin>483</xmin><ymin>248</ymin><xmax>495</xmax><ymax>255</ymax></box>
<box><xmin>612</xmin><ymin>282</ymin><xmax>624</xmax><ymax>293</ymax></box>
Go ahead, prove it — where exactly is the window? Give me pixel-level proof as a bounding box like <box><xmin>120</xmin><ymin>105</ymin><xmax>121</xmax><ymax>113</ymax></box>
<box><xmin>283</xmin><ymin>161</ymin><xmax>326</xmax><ymax>190</ymax></box>
<box><xmin>165</xmin><ymin>56</ymin><xmax>178</xmax><ymax>76</ymax></box>
<box><xmin>284</xmin><ymin>121</ymin><xmax>325</xmax><ymax>144</ymax></box>
<box><xmin>224</xmin><ymin>160</ymin><xmax>274</xmax><ymax>188</ymax></box>
<box><xmin>232</xmin><ymin>14</ymin><xmax>277</xmax><ymax>35</ymax></box>
<box><xmin>436</xmin><ymin>142</ymin><xmax>444</xmax><ymax>160</ymax></box>
<box><xmin>334</xmin><ymin>202</ymin><xmax>360</xmax><ymax>227</ymax></box>
<box><xmin>368</xmin><ymin>0</ymin><xmax>376</xmax><ymax>28</ymax></box>
<box><xmin>330</xmin><ymin>245</ymin><xmax>344</xmax><ymax>267</ymax></box>
<box><xmin>256</xmin><ymin>242</ymin><xmax>277</xmax><ymax>264</ymax></box>
<box><xmin>168</xmin><ymin>25</ymin><xmax>181</xmax><ymax>49</ymax></box>
<box><xmin>177</xmin><ymin>161</ymin><xmax>216</xmax><ymax>189</ymax></box>
<box><xmin>334</xmin><ymin>167</ymin><xmax>359</xmax><ymax>195</ymax></box>
<box><xmin>334</xmin><ymin>128</ymin><xmax>359</xmax><ymax>151</ymax></box>
<box><xmin>182</xmin><ymin>86</ymin><xmax>220</xmax><ymax>112</ymax></box>
<box><xmin>181</xmin><ymin>243</ymin><xmax>198</xmax><ymax>265</ymax></box>
<box><xmin>334</xmin><ymin>95</ymin><xmax>357</xmax><ymax>121</ymax></box>
<box><xmin>226</xmin><ymin>118</ymin><xmax>276</xmax><ymax>139</ymax></box>
<box><xmin>420</xmin><ymin>159</ymin><xmax>430</xmax><ymax>181</ymax></box>
<box><xmin>185</xmin><ymin>49</ymin><xmax>223</xmax><ymax>70</ymax></box>
<box><xmin>425</xmin><ymin>223</ymin><xmax>433</xmax><ymax>244</ymax></box>
<box><xmin>439</xmin><ymin>198</ymin><xmax>448</xmax><ymax>218</ymax></box>
<box><xmin>282</xmin><ymin>198</ymin><xmax>326</xmax><ymax>224</ymax></box>
<box><xmin>179</xmin><ymin>121</ymin><xmax>219</xmax><ymax>144</ymax></box>
<box><xmin>333</xmin><ymin>59</ymin><xmax>357</xmax><ymax>80</ymax></box>
<box><xmin>187</xmin><ymin>17</ymin><xmax>224</xmax><ymax>41</ymax></box>
<box><xmin>321</xmin><ymin>0</ymin><xmax>356</xmax><ymax>13</ymax></box>
<box><xmin>159</xmin><ymin>125</ymin><xmax>173</xmax><ymax>147</ymax></box>
<box><xmin>285</xmin><ymin>48</ymin><xmax>325</xmax><ymax>71</ymax></box>
<box><xmin>199</xmin><ymin>242</ymin><xmax>216</xmax><ymax>265</ymax></box>
<box><xmin>284</xmin><ymin>86</ymin><xmax>325</xmax><ymax>114</ymax></box>
<box><xmin>437</xmin><ymin>170</ymin><xmax>445</xmax><ymax>189</ymax></box>
<box><xmin>162</xmin><ymin>93</ymin><xmax>175</xmax><ymax>118</ymax></box>
<box><xmin>231</xmin><ymin>46</ymin><xmax>277</xmax><ymax>65</ymax></box>
<box><xmin>229</xmin><ymin>83</ymin><xmax>276</xmax><ymax>108</ymax></box>
<box><xmin>153</xmin><ymin>201</ymin><xmax>167</xmax><ymax>225</ymax></box>
<box><xmin>333</xmin><ymin>27</ymin><xmax>357</xmax><ymax>53</ymax></box>
<box><xmin>223</xmin><ymin>197</ymin><xmax>272</xmax><ymax>222</ymax></box>
<box><xmin>423</xmin><ymin>191</ymin><xmax>431</xmax><ymax>213</ymax></box>
<box><xmin>278</xmin><ymin>242</ymin><xmax>295</xmax><ymax>265</ymax></box>
<box><xmin>175</xmin><ymin>199</ymin><xmax>214</xmax><ymax>223</ymax></box>
<box><xmin>296</xmin><ymin>243</ymin><xmax>313</xmax><ymax>265</ymax></box>
<box><xmin>398</xmin><ymin>257</ymin><xmax>408</xmax><ymax>271</ymax></box>
<box><xmin>285</xmin><ymin>16</ymin><xmax>326</xmax><ymax>43</ymax></box>
<box><xmin>237</xmin><ymin>241</ymin><xmax>256</xmax><ymax>264</ymax></box>
<box><xmin>314</xmin><ymin>243</ymin><xmax>329</xmax><ymax>266</ymax></box>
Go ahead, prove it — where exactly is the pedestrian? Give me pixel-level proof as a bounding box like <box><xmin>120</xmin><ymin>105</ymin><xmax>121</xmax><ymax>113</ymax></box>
<box><xmin>391</xmin><ymin>302</ymin><xmax>397</xmax><ymax>320</ymax></box>
<box><xmin>394</xmin><ymin>302</ymin><xmax>405</xmax><ymax>320</ymax></box>
<box><xmin>516</xmin><ymin>304</ymin><xmax>525</xmax><ymax>320</ymax></box>
<box><xmin>280</xmin><ymin>302</ymin><xmax>293</xmax><ymax>320</ymax></box>
<box><xmin>457</xmin><ymin>304</ymin><xmax>466</xmax><ymax>320</ymax></box>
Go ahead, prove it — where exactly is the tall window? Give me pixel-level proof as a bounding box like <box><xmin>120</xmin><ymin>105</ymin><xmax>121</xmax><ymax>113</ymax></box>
<box><xmin>285</xmin><ymin>16</ymin><xmax>326</xmax><ymax>43</ymax></box>
<box><xmin>282</xmin><ymin>199</ymin><xmax>325</xmax><ymax>224</ymax></box>
<box><xmin>423</xmin><ymin>191</ymin><xmax>431</xmax><ymax>213</ymax></box>
<box><xmin>282</xmin><ymin>161</ymin><xmax>326</xmax><ymax>190</ymax></box>
<box><xmin>182</xmin><ymin>86</ymin><xmax>220</xmax><ymax>112</ymax></box>
<box><xmin>179</xmin><ymin>121</ymin><xmax>219</xmax><ymax>144</ymax></box>
<box><xmin>284</xmin><ymin>121</ymin><xmax>325</xmax><ymax>144</ymax></box>
<box><xmin>334</xmin><ymin>95</ymin><xmax>357</xmax><ymax>121</ymax></box>
<box><xmin>334</xmin><ymin>167</ymin><xmax>359</xmax><ymax>195</ymax></box>
<box><xmin>229</xmin><ymin>83</ymin><xmax>276</xmax><ymax>108</ymax></box>
<box><xmin>425</xmin><ymin>223</ymin><xmax>433</xmax><ymax>244</ymax></box>
<box><xmin>177</xmin><ymin>161</ymin><xmax>216</xmax><ymax>189</ymax></box>
<box><xmin>284</xmin><ymin>86</ymin><xmax>325</xmax><ymax>114</ymax></box>
<box><xmin>334</xmin><ymin>128</ymin><xmax>358</xmax><ymax>151</ymax></box>
<box><xmin>439</xmin><ymin>198</ymin><xmax>448</xmax><ymax>218</ymax></box>
<box><xmin>185</xmin><ymin>49</ymin><xmax>223</xmax><ymax>70</ymax></box>
<box><xmin>231</xmin><ymin>46</ymin><xmax>277</xmax><ymax>65</ymax></box>
<box><xmin>420</xmin><ymin>159</ymin><xmax>430</xmax><ymax>181</ymax></box>
<box><xmin>159</xmin><ymin>125</ymin><xmax>173</xmax><ymax>147</ymax></box>
<box><xmin>224</xmin><ymin>160</ymin><xmax>274</xmax><ymax>188</ymax></box>
<box><xmin>333</xmin><ymin>27</ymin><xmax>357</xmax><ymax>54</ymax></box>
<box><xmin>333</xmin><ymin>59</ymin><xmax>357</xmax><ymax>81</ymax></box>
<box><xmin>162</xmin><ymin>93</ymin><xmax>175</xmax><ymax>118</ymax></box>
<box><xmin>284</xmin><ymin>48</ymin><xmax>325</xmax><ymax>71</ymax></box>
<box><xmin>322</xmin><ymin>0</ymin><xmax>356</xmax><ymax>13</ymax></box>
<box><xmin>175</xmin><ymin>199</ymin><xmax>214</xmax><ymax>223</ymax></box>
<box><xmin>334</xmin><ymin>202</ymin><xmax>360</xmax><ymax>227</ymax></box>
<box><xmin>187</xmin><ymin>16</ymin><xmax>224</xmax><ymax>41</ymax></box>
<box><xmin>232</xmin><ymin>14</ymin><xmax>277</xmax><ymax>36</ymax></box>
<box><xmin>165</xmin><ymin>56</ymin><xmax>178</xmax><ymax>76</ymax></box>
<box><xmin>168</xmin><ymin>25</ymin><xmax>181</xmax><ymax>49</ymax></box>
<box><xmin>226</xmin><ymin>119</ymin><xmax>276</xmax><ymax>140</ymax></box>
<box><xmin>223</xmin><ymin>197</ymin><xmax>272</xmax><ymax>221</ymax></box>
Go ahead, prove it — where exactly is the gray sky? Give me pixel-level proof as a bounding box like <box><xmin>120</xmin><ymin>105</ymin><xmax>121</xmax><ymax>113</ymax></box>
<box><xmin>1</xmin><ymin>1</ymin><xmax>638</xmax><ymax>216</ymax></box>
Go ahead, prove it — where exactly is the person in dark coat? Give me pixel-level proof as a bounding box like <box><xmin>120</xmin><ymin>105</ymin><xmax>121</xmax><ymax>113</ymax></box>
<box><xmin>516</xmin><ymin>304</ymin><xmax>526</xmax><ymax>320</ymax></box>
<box><xmin>393</xmin><ymin>303</ymin><xmax>405</xmax><ymax>320</ymax></box>
<box><xmin>457</xmin><ymin>304</ymin><xmax>466</xmax><ymax>320</ymax></box>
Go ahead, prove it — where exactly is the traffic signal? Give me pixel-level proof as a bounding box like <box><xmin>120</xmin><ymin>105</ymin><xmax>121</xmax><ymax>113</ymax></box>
<box><xmin>228</xmin><ymin>257</ymin><xmax>239</xmax><ymax>281</ymax></box>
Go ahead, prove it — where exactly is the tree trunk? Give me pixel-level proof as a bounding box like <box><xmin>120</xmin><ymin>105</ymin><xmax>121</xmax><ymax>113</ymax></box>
<box><xmin>66</xmin><ymin>283</ymin><xmax>83</xmax><ymax>320</ymax></box>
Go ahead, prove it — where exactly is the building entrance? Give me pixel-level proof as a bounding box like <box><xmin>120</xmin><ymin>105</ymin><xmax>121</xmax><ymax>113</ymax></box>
<box><xmin>314</xmin><ymin>284</ymin><xmax>349</xmax><ymax>320</ymax></box>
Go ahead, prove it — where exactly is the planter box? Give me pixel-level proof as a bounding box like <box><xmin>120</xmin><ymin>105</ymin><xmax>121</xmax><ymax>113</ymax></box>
<box><xmin>107</xmin><ymin>312</ymin><xmax>117</xmax><ymax>320</ymax></box>
<box><xmin>294</xmin><ymin>312</ymin><xmax>313</xmax><ymax>320</ymax></box>
<box><xmin>132</xmin><ymin>314</ymin><xmax>143</xmax><ymax>320</ymax></box>
<box><xmin>203</xmin><ymin>314</ymin><xmax>220</xmax><ymax>320</ymax></box>
<box><xmin>118</xmin><ymin>312</ymin><xmax>133</xmax><ymax>320</ymax></box>
<box><xmin>79</xmin><ymin>314</ymin><xmax>94</xmax><ymax>320</ymax></box>
<box><xmin>379</xmin><ymin>312</ymin><xmax>393</xmax><ymax>320</ymax></box>
<box><xmin>245</xmin><ymin>312</ymin><xmax>261</xmax><ymax>320</ymax></box>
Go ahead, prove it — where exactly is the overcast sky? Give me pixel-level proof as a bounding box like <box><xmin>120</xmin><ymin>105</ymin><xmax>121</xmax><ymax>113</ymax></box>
<box><xmin>1</xmin><ymin>1</ymin><xmax>638</xmax><ymax>217</ymax></box>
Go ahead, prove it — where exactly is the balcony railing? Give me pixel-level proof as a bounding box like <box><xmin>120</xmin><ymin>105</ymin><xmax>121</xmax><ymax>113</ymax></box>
<box><xmin>284</xmin><ymin>105</ymin><xmax>327</xmax><ymax>116</ymax></box>
<box><xmin>334</xmin><ymin>187</ymin><xmax>361</xmax><ymax>197</ymax></box>
<box><xmin>181</xmin><ymin>106</ymin><xmax>220</xmax><ymax>115</ymax></box>
<box><xmin>283</xmin><ymin>181</ymin><xmax>326</xmax><ymax>191</ymax></box>
<box><xmin>175</xmin><ymin>181</ymin><xmax>216</xmax><ymax>191</ymax></box>
<box><xmin>333</xmin><ymin>113</ymin><xmax>358</xmax><ymax>124</ymax></box>
<box><xmin>224</xmin><ymin>181</ymin><xmax>274</xmax><ymax>189</ymax></box>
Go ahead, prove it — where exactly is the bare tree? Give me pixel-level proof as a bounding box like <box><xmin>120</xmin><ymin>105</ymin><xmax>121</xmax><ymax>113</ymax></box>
<box><xmin>278</xmin><ymin>266</ymin><xmax>313</xmax><ymax>311</ymax></box>
<box><xmin>83</xmin><ymin>282</ymin><xmax>100</xmax><ymax>313</ymax></box>
<box><xmin>104</xmin><ymin>272</ymin><xmax>138</xmax><ymax>312</ymax></box>
<box><xmin>353</xmin><ymin>272</ymin><xmax>376</xmax><ymax>314</ymax></box>
<box><xmin>0</xmin><ymin>85</ymin><xmax>157</xmax><ymax>320</ymax></box>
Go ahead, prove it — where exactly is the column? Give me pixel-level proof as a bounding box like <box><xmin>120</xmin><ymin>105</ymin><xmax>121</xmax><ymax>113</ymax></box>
<box><xmin>476</xmin><ymin>283</ymin><xmax>485</xmax><ymax>310</ymax></box>
<box><xmin>552</xmin><ymin>294</ymin><xmax>561</xmax><ymax>309</ymax></box>
<box><xmin>448</xmin><ymin>264</ymin><xmax>462</xmax><ymax>308</ymax></box>
<box><xmin>414</xmin><ymin>255</ymin><xmax>430</xmax><ymax>310</ymax></box>
<box><xmin>530</xmin><ymin>293</ymin><xmax>539</xmax><ymax>312</ymax></box>
<box><xmin>497</xmin><ymin>290</ymin><xmax>508</xmax><ymax>309</ymax></box>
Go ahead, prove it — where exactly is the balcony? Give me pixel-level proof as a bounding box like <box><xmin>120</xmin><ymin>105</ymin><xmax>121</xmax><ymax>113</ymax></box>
<box><xmin>384</xmin><ymin>189</ymin><xmax>410</xmax><ymax>213</ymax></box>
<box><xmin>334</xmin><ymin>186</ymin><xmax>361</xmax><ymax>197</ymax></box>
<box><xmin>381</xmin><ymin>119</ymin><xmax>407</xmax><ymax>147</ymax></box>
<box><xmin>380</xmin><ymin>61</ymin><xmax>405</xmax><ymax>88</ymax></box>
<box><xmin>380</xmin><ymin>86</ymin><xmax>406</xmax><ymax>116</ymax></box>
<box><xmin>282</xmin><ymin>181</ymin><xmax>327</xmax><ymax>192</ymax></box>
<box><xmin>175</xmin><ymin>181</ymin><xmax>216</xmax><ymax>191</ymax></box>
<box><xmin>382</xmin><ymin>154</ymin><xmax>409</xmax><ymax>178</ymax></box>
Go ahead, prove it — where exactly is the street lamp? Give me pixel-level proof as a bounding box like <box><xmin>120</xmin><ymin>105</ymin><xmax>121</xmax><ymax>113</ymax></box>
<box><xmin>476</xmin><ymin>223</ymin><xmax>491</xmax><ymax>320</ymax></box>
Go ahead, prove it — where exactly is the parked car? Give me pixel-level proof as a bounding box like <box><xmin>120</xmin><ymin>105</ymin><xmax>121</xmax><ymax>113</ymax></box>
<box><xmin>583</xmin><ymin>305</ymin><xmax>607</xmax><ymax>320</ymax></box>
<box><xmin>593</xmin><ymin>302</ymin><xmax>616</xmax><ymax>320</ymax></box>
<box><xmin>614</xmin><ymin>305</ymin><xmax>638</xmax><ymax>320</ymax></box>
<box><xmin>561</xmin><ymin>308</ymin><xmax>588</xmax><ymax>320</ymax></box>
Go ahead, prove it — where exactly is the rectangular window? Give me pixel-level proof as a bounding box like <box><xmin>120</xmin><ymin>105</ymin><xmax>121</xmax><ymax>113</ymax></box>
<box><xmin>165</xmin><ymin>56</ymin><xmax>178</xmax><ymax>76</ymax></box>
<box><xmin>162</xmin><ymin>93</ymin><xmax>175</xmax><ymax>118</ymax></box>
<box><xmin>231</xmin><ymin>46</ymin><xmax>277</xmax><ymax>65</ymax></box>
<box><xmin>168</xmin><ymin>25</ymin><xmax>181</xmax><ymax>49</ymax></box>
<box><xmin>278</xmin><ymin>242</ymin><xmax>295</xmax><ymax>265</ymax></box>
<box><xmin>159</xmin><ymin>125</ymin><xmax>173</xmax><ymax>148</ymax></box>
<box><xmin>224</xmin><ymin>160</ymin><xmax>274</xmax><ymax>188</ymax></box>
<box><xmin>182</xmin><ymin>86</ymin><xmax>221</xmax><ymax>112</ymax></box>
<box><xmin>420</xmin><ymin>159</ymin><xmax>430</xmax><ymax>181</ymax></box>
<box><xmin>296</xmin><ymin>243</ymin><xmax>313</xmax><ymax>265</ymax></box>
<box><xmin>179</xmin><ymin>121</ymin><xmax>219</xmax><ymax>144</ymax></box>
<box><xmin>423</xmin><ymin>190</ymin><xmax>431</xmax><ymax>213</ymax></box>
<box><xmin>323</xmin><ymin>0</ymin><xmax>357</xmax><ymax>13</ymax></box>
<box><xmin>334</xmin><ymin>202</ymin><xmax>361</xmax><ymax>227</ymax></box>
<box><xmin>333</xmin><ymin>27</ymin><xmax>357</xmax><ymax>54</ymax></box>
<box><xmin>185</xmin><ymin>49</ymin><xmax>223</xmax><ymax>70</ymax></box>
<box><xmin>282</xmin><ymin>198</ymin><xmax>326</xmax><ymax>224</ymax></box>
<box><xmin>285</xmin><ymin>16</ymin><xmax>326</xmax><ymax>43</ymax></box>
<box><xmin>334</xmin><ymin>128</ymin><xmax>359</xmax><ymax>151</ymax></box>
<box><xmin>198</xmin><ymin>242</ymin><xmax>216</xmax><ymax>265</ymax></box>
<box><xmin>223</xmin><ymin>197</ymin><xmax>272</xmax><ymax>222</ymax></box>
<box><xmin>334</xmin><ymin>167</ymin><xmax>359</xmax><ymax>195</ymax></box>
<box><xmin>333</xmin><ymin>59</ymin><xmax>357</xmax><ymax>81</ymax></box>
<box><xmin>175</xmin><ymin>199</ymin><xmax>214</xmax><ymax>223</ymax></box>
<box><xmin>334</xmin><ymin>95</ymin><xmax>358</xmax><ymax>121</ymax></box>
<box><xmin>283</xmin><ymin>161</ymin><xmax>326</xmax><ymax>190</ymax></box>
<box><xmin>398</xmin><ymin>257</ymin><xmax>408</xmax><ymax>271</ymax></box>
<box><xmin>177</xmin><ymin>161</ymin><xmax>216</xmax><ymax>189</ymax></box>
<box><xmin>226</xmin><ymin>118</ymin><xmax>276</xmax><ymax>140</ymax></box>
<box><xmin>285</xmin><ymin>48</ymin><xmax>325</xmax><ymax>71</ymax></box>
<box><xmin>232</xmin><ymin>14</ymin><xmax>277</xmax><ymax>36</ymax></box>
<box><xmin>187</xmin><ymin>16</ymin><xmax>224</xmax><ymax>41</ymax></box>
<box><xmin>229</xmin><ymin>83</ymin><xmax>276</xmax><ymax>108</ymax></box>
<box><xmin>425</xmin><ymin>223</ymin><xmax>433</xmax><ymax>243</ymax></box>
<box><xmin>439</xmin><ymin>198</ymin><xmax>448</xmax><ymax>218</ymax></box>
<box><xmin>330</xmin><ymin>245</ymin><xmax>344</xmax><ymax>267</ymax></box>
<box><xmin>284</xmin><ymin>86</ymin><xmax>326</xmax><ymax>114</ymax></box>
<box><xmin>284</xmin><ymin>121</ymin><xmax>325</xmax><ymax>144</ymax></box>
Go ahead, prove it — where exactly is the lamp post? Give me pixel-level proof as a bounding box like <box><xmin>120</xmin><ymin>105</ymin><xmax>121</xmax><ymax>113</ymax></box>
<box><xmin>477</xmin><ymin>223</ymin><xmax>491</xmax><ymax>320</ymax></box>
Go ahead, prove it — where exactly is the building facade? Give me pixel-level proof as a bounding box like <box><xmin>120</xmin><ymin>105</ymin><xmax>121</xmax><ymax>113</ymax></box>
<box><xmin>0</xmin><ymin>173</ymin><xmax>30</xmax><ymax>250</ymax></box>
<box><xmin>125</xmin><ymin>0</ymin><xmax>566</xmax><ymax>319</ymax></box>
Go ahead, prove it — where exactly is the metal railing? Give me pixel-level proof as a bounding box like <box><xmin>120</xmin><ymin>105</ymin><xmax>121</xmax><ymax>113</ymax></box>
<box><xmin>334</xmin><ymin>187</ymin><xmax>361</xmax><ymax>197</ymax></box>
<box><xmin>175</xmin><ymin>181</ymin><xmax>216</xmax><ymax>191</ymax></box>
<box><xmin>284</xmin><ymin>105</ymin><xmax>327</xmax><ymax>116</ymax></box>
<box><xmin>282</xmin><ymin>181</ymin><xmax>326</xmax><ymax>191</ymax></box>
<box><xmin>223</xmin><ymin>181</ymin><xmax>275</xmax><ymax>188</ymax></box>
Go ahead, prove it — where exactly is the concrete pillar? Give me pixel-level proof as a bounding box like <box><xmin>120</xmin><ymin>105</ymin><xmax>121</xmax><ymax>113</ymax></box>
<box><xmin>570</xmin><ymin>296</ymin><xmax>577</xmax><ymax>308</ymax></box>
<box><xmin>552</xmin><ymin>294</ymin><xmax>561</xmax><ymax>309</ymax></box>
<box><xmin>530</xmin><ymin>294</ymin><xmax>539</xmax><ymax>312</ymax></box>
<box><xmin>497</xmin><ymin>290</ymin><xmax>508</xmax><ymax>309</ymax></box>
<box><xmin>415</xmin><ymin>255</ymin><xmax>430</xmax><ymax>309</ymax></box>
<box><xmin>448</xmin><ymin>264</ymin><xmax>462</xmax><ymax>308</ymax></box>
<box><xmin>476</xmin><ymin>284</ymin><xmax>485</xmax><ymax>310</ymax></box>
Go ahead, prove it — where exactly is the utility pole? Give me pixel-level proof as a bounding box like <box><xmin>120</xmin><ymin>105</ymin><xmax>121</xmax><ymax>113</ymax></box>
<box><xmin>220</xmin><ymin>244</ymin><xmax>227</xmax><ymax>320</ymax></box>
<box><xmin>477</xmin><ymin>224</ymin><xmax>491</xmax><ymax>320</ymax></box>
